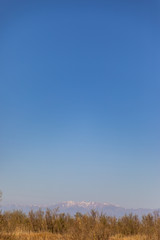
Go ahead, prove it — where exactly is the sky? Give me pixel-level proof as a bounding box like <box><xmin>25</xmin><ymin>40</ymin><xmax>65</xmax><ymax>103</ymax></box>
<box><xmin>0</xmin><ymin>0</ymin><xmax>160</xmax><ymax>209</ymax></box>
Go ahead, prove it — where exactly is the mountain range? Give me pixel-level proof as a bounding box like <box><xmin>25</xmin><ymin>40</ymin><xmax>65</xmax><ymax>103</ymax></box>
<box><xmin>1</xmin><ymin>201</ymin><xmax>159</xmax><ymax>218</ymax></box>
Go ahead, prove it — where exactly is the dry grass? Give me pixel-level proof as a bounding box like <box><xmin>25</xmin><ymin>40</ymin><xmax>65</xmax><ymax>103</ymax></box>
<box><xmin>0</xmin><ymin>232</ymin><xmax>67</xmax><ymax>240</ymax></box>
<box><xmin>111</xmin><ymin>235</ymin><xmax>150</xmax><ymax>240</ymax></box>
<box><xmin>0</xmin><ymin>232</ymin><xmax>151</xmax><ymax>240</ymax></box>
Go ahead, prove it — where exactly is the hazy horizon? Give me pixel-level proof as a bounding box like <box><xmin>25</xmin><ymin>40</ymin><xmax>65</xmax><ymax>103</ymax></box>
<box><xmin>1</xmin><ymin>0</ymin><xmax>160</xmax><ymax>209</ymax></box>
<box><xmin>1</xmin><ymin>200</ymin><xmax>158</xmax><ymax>212</ymax></box>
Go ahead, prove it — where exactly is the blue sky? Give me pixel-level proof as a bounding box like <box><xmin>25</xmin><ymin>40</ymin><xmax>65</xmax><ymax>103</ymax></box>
<box><xmin>0</xmin><ymin>0</ymin><xmax>160</xmax><ymax>208</ymax></box>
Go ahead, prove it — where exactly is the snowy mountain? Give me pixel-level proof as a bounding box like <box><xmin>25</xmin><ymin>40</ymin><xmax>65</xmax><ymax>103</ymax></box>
<box><xmin>1</xmin><ymin>201</ymin><xmax>158</xmax><ymax>218</ymax></box>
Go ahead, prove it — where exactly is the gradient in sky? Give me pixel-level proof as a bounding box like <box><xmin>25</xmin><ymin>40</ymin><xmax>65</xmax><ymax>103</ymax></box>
<box><xmin>0</xmin><ymin>0</ymin><xmax>160</xmax><ymax>208</ymax></box>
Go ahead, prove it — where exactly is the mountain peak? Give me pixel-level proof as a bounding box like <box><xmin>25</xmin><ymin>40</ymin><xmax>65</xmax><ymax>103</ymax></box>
<box><xmin>1</xmin><ymin>201</ymin><xmax>157</xmax><ymax>218</ymax></box>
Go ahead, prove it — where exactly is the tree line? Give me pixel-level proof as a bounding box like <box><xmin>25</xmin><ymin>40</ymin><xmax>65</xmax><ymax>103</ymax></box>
<box><xmin>0</xmin><ymin>208</ymin><xmax>160</xmax><ymax>239</ymax></box>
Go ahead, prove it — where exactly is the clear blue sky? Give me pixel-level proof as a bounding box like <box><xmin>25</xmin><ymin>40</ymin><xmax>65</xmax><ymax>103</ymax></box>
<box><xmin>0</xmin><ymin>0</ymin><xmax>160</xmax><ymax>208</ymax></box>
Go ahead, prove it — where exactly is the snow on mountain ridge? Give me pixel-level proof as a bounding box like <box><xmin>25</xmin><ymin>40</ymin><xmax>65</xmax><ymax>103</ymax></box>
<box><xmin>59</xmin><ymin>201</ymin><xmax>115</xmax><ymax>208</ymax></box>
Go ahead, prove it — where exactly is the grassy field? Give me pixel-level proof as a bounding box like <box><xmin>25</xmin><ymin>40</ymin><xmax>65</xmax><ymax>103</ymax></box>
<box><xmin>0</xmin><ymin>210</ymin><xmax>159</xmax><ymax>240</ymax></box>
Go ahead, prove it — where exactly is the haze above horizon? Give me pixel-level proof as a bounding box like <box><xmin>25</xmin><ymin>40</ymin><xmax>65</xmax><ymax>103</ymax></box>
<box><xmin>0</xmin><ymin>0</ymin><xmax>160</xmax><ymax>209</ymax></box>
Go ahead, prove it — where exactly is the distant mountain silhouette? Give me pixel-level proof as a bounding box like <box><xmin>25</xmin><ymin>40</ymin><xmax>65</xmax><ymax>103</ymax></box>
<box><xmin>1</xmin><ymin>201</ymin><xmax>159</xmax><ymax>218</ymax></box>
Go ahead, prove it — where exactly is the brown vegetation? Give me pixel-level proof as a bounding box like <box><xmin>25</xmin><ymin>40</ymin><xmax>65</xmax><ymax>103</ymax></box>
<box><xmin>0</xmin><ymin>209</ymin><xmax>160</xmax><ymax>240</ymax></box>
